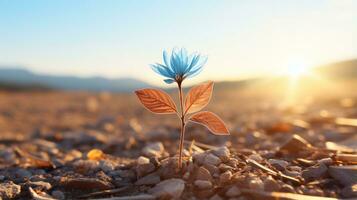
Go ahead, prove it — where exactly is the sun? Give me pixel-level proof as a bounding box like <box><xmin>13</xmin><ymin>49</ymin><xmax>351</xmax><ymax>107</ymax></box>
<box><xmin>286</xmin><ymin>63</ymin><xmax>310</xmax><ymax>79</ymax></box>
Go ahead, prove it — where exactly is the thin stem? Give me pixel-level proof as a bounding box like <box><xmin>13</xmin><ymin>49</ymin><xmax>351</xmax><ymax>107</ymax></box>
<box><xmin>177</xmin><ymin>81</ymin><xmax>185</xmax><ymax>169</ymax></box>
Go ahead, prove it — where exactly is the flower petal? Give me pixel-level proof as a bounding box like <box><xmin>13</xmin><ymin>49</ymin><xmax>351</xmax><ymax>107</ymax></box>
<box><xmin>151</xmin><ymin>64</ymin><xmax>175</xmax><ymax>78</ymax></box>
<box><xmin>164</xmin><ymin>79</ymin><xmax>175</xmax><ymax>84</ymax></box>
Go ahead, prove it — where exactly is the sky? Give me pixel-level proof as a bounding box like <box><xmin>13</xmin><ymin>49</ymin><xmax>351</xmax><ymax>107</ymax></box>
<box><xmin>0</xmin><ymin>0</ymin><xmax>356</xmax><ymax>86</ymax></box>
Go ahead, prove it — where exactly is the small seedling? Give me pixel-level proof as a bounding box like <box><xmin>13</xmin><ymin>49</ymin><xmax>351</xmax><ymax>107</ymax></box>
<box><xmin>135</xmin><ymin>48</ymin><xmax>229</xmax><ymax>168</ymax></box>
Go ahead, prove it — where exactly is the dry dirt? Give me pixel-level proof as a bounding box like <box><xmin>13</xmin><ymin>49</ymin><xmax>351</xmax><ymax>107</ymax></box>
<box><xmin>0</xmin><ymin>90</ymin><xmax>356</xmax><ymax>200</ymax></box>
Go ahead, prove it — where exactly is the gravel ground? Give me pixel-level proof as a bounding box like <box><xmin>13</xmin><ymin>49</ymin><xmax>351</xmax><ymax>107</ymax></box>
<box><xmin>0</xmin><ymin>91</ymin><xmax>356</xmax><ymax>200</ymax></box>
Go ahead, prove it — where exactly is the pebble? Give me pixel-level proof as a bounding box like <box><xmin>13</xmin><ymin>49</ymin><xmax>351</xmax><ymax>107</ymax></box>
<box><xmin>28</xmin><ymin>181</ymin><xmax>52</xmax><ymax>190</ymax></box>
<box><xmin>73</xmin><ymin>160</ymin><xmax>99</xmax><ymax>173</ymax></box>
<box><xmin>263</xmin><ymin>176</ymin><xmax>280</xmax><ymax>191</ymax></box>
<box><xmin>212</xmin><ymin>147</ymin><xmax>230</xmax><ymax>162</ymax></box>
<box><xmin>194</xmin><ymin>180</ymin><xmax>212</xmax><ymax>189</ymax></box>
<box><xmin>204</xmin><ymin>154</ymin><xmax>221</xmax><ymax>166</ymax></box>
<box><xmin>51</xmin><ymin>190</ymin><xmax>65</xmax><ymax>200</ymax></box>
<box><xmin>135</xmin><ymin>173</ymin><xmax>160</xmax><ymax>185</ymax></box>
<box><xmin>268</xmin><ymin>159</ymin><xmax>289</xmax><ymax>170</ymax></box>
<box><xmin>196</xmin><ymin>166</ymin><xmax>212</xmax><ymax>181</ymax></box>
<box><xmin>219</xmin><ymin>170</ymin><xmax>232</xmax><ymax>184</ymax></box>
<box><xmin>225</xmin><ymin>186</ymin><xmax>241</xmax><ymax>197</ymax></box>
<box><xmin>193</xmin><ymin>152</ymin><xmax>207</xmax><ymax>165</ymax></box>
<box><xmin>0</xmin><ymin>181</ymin><xmax>21</xmax><ymax>199</ymax></box>
<box><xmin>142</xmin><ymin>142</ymin><xmax>164</xmax><ymax>157</ymax></box>
<box><xmin>248</xmin><ymin>177</ymin><xmax>264</xmax><ymax>190</ymax></box>
<box><xmin>209</xmin><ymin>194</ymin><xmax>223</xmax><ymax>200</ymax></box>
<box><xmin>341</xmin><ymin>184</ymin><xmax>357</xmax><ymax>198</ymax></box>
<box><xmin>302</xmin><ymin>164</ymin><xmax>328</xmax><ymax>180</ymax></box>
<box><xmin>248</xmin><ymin>154</ymin><xmax>263</xmax><ymax>162</ymax></box>
<box><xmin>328</xmin><ymin>165</ymin><xmax>357</xmax><ymax>186</ymax></box>
<box><xmin>136</xmin><ymin>163</ymin><xmax>156</xmax><ymax>177</ymax></box>
<box><xmin>203</xmin><ymin>164</ymin><xmax>219</xmax><ymax>177</ymax></box>
<box><xmin>280</xmin><ymin>184</ymin><xmax>295</xmax><ymax>193</ymax></box>
<box><xmin>137</xmin><ymin>156</ymin><xmax>150</xmax><ymax>165</ymax></box>
<box><xmin>318</xmin><ymin>158</ymin><xmax>333</xmax><ymax>166</ymax></box>
<box><xmin>99</xmin><ymin>160</ymin><xmax>115</xmax><ymax>172</ymax></box>
<box><xmin>15</xmin><ymin>168</ymin><xmax>32</xmax><ymax>179</ymax></box>
<box><xmin>148</xmin><ymin>178</ymin><xmax>185</xmax><ymax>199</ymax></box>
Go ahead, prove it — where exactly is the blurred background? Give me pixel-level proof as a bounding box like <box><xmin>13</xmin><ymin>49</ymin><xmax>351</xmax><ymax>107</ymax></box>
<box><xmin>0</xmin><ymin>0</ymin><xmax>356</xmax><ymax>147</ymax></box>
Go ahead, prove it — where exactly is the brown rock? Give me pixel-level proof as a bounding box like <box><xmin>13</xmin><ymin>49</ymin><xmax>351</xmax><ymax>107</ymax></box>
<box><xmin>135</xmin><ymin>173</ymin><xmax>160</xmax><ymax>185</ymax></box>
<box><xmin>194</xmin><ymin>180</ymin><xmax>212</xmax><ymax>189</ymax></box>
<box><xmin>196</xmin><ymin>166</ymin><xmax>212</xmax><ymax>181</ymax></box>
<box><xmin>225</xmin><ymin>186</ymin><xmax>241</xmax><ymax>197</ymax></box>
<box><xmin>148</xmin><ymin>178</ymin><xmax>185</xmax><ymax>199</ymax></box>
<box><xmin>219</xmin><ymin>170</ymin><xmax>232</xmax><ymax>184</ymax></box>
<box><xmin>0</xmin><ymin>182</ymin><xmax>21</xmax><ymax>199</ymax></box>
<box><xmin>61</xmin><ymin>177</ymin><xmax>113</xmax><ymax>190</ymax></box>
<box><xmin>302</xmin><ymin>164</ymin><xmax>328</xmax><ymax>180</ymax></box>
<box><xmin>328</xmin><ymin>165</ymin><xmax>357</xmax><ymax>186</ymax></box>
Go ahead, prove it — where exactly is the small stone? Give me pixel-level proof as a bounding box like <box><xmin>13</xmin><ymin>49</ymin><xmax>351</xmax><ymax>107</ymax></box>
<box><xmin>149</xmin><ymin>178</ymin><xmax>185</xmax><ymax>199</ymax></box>
<box><xmin>329</xmin><ymin>165</ymin><xmax>357</xmax><ymax>186</ymax></box>
<box><xmin>137</xmin><ymin>156</ymin><xmax>150</xmax><ymax>165</ymax></box>
<box><xmin>212</xmin><ymin>147</ymin><xmax>230</xmax><ymax>162</ymax></box>
<box><xmin>99</xmin><ymin>160</ymin><xmax>115</xmax><ymax>172</ymax></box>
<box><xmin>279</xmin><ymin>134</ymin><xmax>312</xmax><ymax>154</ymax></box>
<box><xmin>341</xmin><ymin>184</ymin><xmax>357</xmax><ymax>198</ymax></box>
<box><xmin>194</xmin><ymin>180</ymin><xmax>212</xmax><ymax>189</ymax></box>
<box><xmin>302</xmin><ymin>164</ymin><xmax>328</xmax><ymax>180</ymax></box>
<box><xmin>15</xmin><ymin>168</ymin><xmax>32</xmax><ymax>179</ymax></box>
<box><xmin>318</xmin><ymin>158</ymin><xmax>333</xmax><ymax>166</ymax></box>
<box><xmin>248</xmin><ymin>154</ymin><xmax>263</xmax><ymax>162</ymax></box>
<box><xmin>284</xmin><ymin>170</ymin><xmax>301</xmax><ymax>177</ymax></box>
<box><xmin>193</xmin><ymin>152</ymin><xmax>207</xmax><ymax>165</ymax></box>
<box><xmin>218</xmin><ymin>163</ymin><xmax>234</xmax><ymax>172</ymax></box>
<box><xmin>268</xmin><ymin>159</ymin><xmax>289</xmax><ymax>171</ymax></box>
<box><xmin>136</xmin><ymin>163</ymin><xmax>156</xmax><ymax>177</ymax></box>
<box><xmin>28</xmin><ymin>181</ymin><xmax>52</xmax><ymax>191</ymax></box>
<box><xmin>196</xmin><ymin>166</ymin><xmax>212</xmax><ymax>181</ymax></box>
<box><xmin>0</xmin><ymin>175</ymin><xmax>5</xmax><ymax>181</ymax></box>
<box><xmin>263</xmin><ymin>176</ymin><xmax>280</xmax><ymax>191</ymax></box>
<box><xmin>204</xmin><ymin>154</ymin><xmax>221</xmax><ymax>166</ymax></box>
<box><xmin>248</xmin><ymin>177</ymin><xmax>264</xmax><ymax>190</ymax></box>
<box><xmin>209</xmin><ymin>194</ymin><xmax>223</xmax><ymax>200</ymax></box>
<box><xmin>225</xmin><ymin>186</ymin><xmax>241</xmax><ymax>197</ymax></box>
<box><xmin>73</xmin><ymin>160</ymin><xmax>99</xmax><ymax>173</ymax></box>
<box><xmin>0</xmin><ymin>181</ymin><xmax>21</xmax><ymax>199</ymax></box>
<box><xmin>142</xmin><ymin>142</ymin><xmax>164</xmax><ymax>157</ymax></box>
<box><xmin>51</xmin><ymin>190</ymin><xmax>65</xmax><ymax>200</ymax></box>
<box><xmin>280</xmin><ymin>184</ymin><xmax>295</xmax><ymax>193</ymax></box>
<box><xmin>135</xmin><ymin>173</ymin><xmax>160</xmax><ymax>185</ymax></box>
<box><xmin>219</xmin><ymin>171</ymin><xmax>232</xmax><ymax>184</ymax></box>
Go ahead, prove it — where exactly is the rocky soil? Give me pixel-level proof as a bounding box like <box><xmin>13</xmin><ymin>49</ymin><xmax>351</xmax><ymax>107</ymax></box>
<box><xmin>0</xmin><ymin>91</ymin><xmax>356</xmax><ymax>199</ymax></box>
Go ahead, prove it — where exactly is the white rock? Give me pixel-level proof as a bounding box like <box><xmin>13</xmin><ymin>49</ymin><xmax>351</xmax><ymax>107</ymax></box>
<box><xmin>149</xmin><ymin>178</ymin><xmax>185</xmax><ymax>199</ymax></box>
<box><xmin>137</xmin><ymin>156</ymin><xmax>150</xmax><ymax>165</ymax></box>
<box><xmin>142</xmin><ymin>142</ymin><xmax>164</xmax><ymax>157</ymax></box>
<box><xmin>194</xmin><ymin>180</ymin><xmax>212</xmax><ymax>189</ymax></box>
<box><xmin>0</xmin><ymin>182</ymin><xmax>21</xmax><ymax>199</ymax></box>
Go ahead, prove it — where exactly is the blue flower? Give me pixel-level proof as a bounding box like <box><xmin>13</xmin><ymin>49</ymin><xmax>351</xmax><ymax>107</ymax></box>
<box><xmin>151</xmin><ymin>48</ymin><xmax>207</xmax><ymax>84</ymax></box>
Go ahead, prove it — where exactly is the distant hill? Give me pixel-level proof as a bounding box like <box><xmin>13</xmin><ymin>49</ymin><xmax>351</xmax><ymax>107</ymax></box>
<box><xmin>315</xmin><ymin>59</ymin><xmax>357</xmax><ymax>80</ymax></box>
<box><xmin>0</xmin><ymin>59</ymin><xmax>356</xmax><ymax>92</ymax></box>
<box><xmin>0</xmin><ymin>68</ymin><xmax>152</xmax><ymax>92</ymax></box>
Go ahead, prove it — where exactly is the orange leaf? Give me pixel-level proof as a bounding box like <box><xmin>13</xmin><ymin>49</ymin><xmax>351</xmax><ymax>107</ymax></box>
<box><xmin>189</xmin><ymin>111</ymin><xmax>229</xmax><ymax>135</ymax></box>
<box><xmin>184</xmin><ymin>81</ymin><xmax>213</xmax><ymax>114</ymax></box>
<box><xmin>135</xmin><ymin>88</ymin><xmax>177</xmax><ymax>114</ymax></box>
